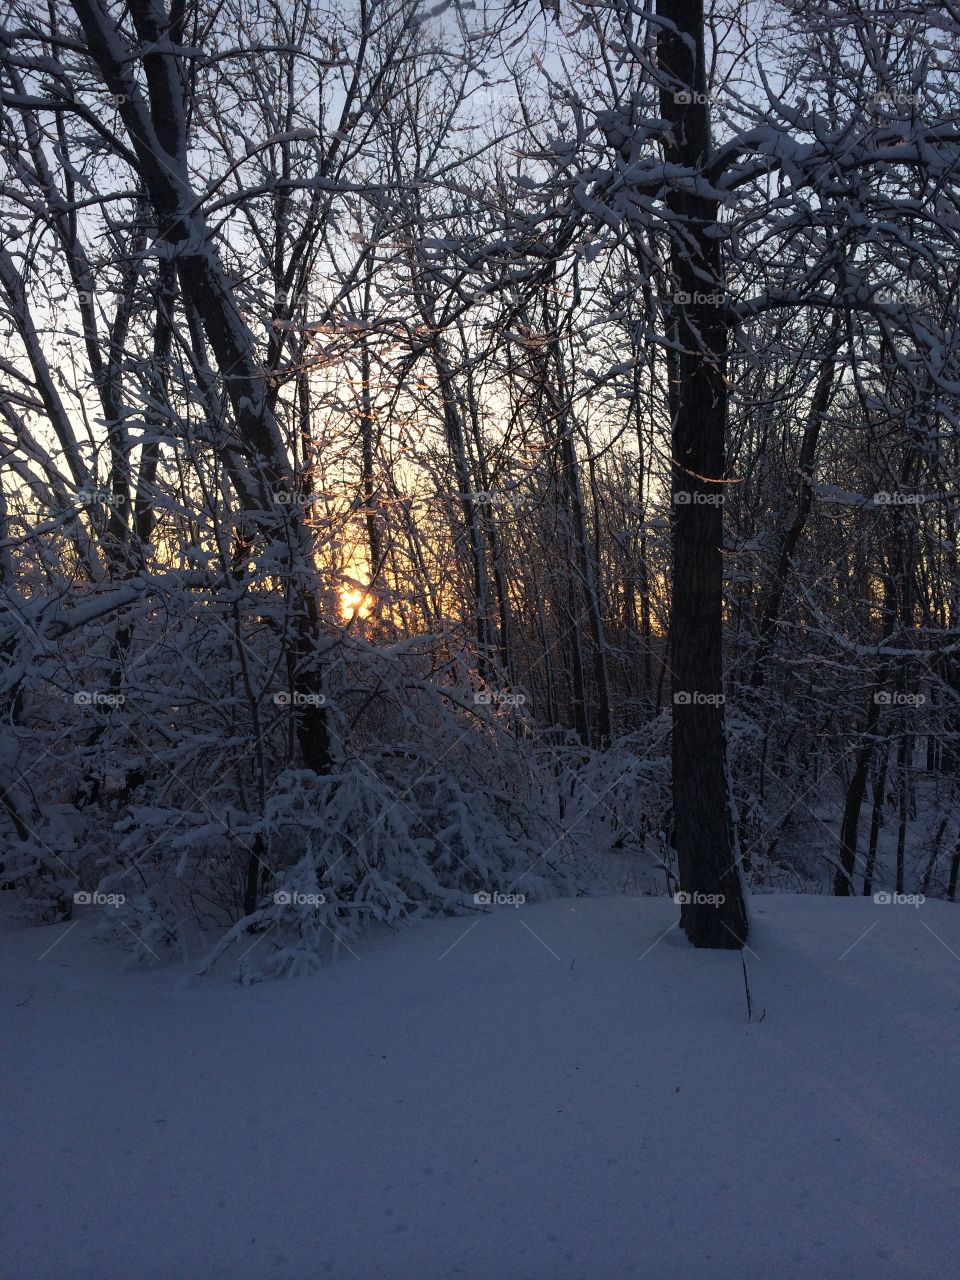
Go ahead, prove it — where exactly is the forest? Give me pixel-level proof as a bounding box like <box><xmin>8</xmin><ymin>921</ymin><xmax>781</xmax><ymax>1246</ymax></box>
<box><xmin>1</xmin><ymin>0</ymin><xmax>958</xmax><ymax>975</ymax></box>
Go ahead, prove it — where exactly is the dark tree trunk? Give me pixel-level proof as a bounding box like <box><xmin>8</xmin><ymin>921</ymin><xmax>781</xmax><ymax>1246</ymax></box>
<box><xmin>835</xmin><ymin>693</ymin><xmax>881</xmax><ymax>895</ymax></box>
<box><xmin>658</xmin><ymin>0</ymin><xmax>748</xmax><ymax>947</ymax></box>
<box><xmin>862</xmin><ymin>739</ymin><xmax>889</xmax><ymax>897</ymax></box>
<box><xmin>359</xmin><ymin>337</ymin><xmax>384</xmax><ymax>575</ymax></box>
<box><xmin>895</xmin><ymin>732</ymin><xmax>909</xmax><ymax>895</ymax></box>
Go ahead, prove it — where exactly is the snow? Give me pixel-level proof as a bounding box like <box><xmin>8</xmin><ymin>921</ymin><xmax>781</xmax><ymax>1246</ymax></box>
<box><xmin>3</xmin><ymin>894</ymin><xmax>958</xmax><ymax>1279</ymax></box>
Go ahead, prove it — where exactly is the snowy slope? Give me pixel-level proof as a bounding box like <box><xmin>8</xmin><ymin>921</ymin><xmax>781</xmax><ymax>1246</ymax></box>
<box><xmin>2</xmin><ymin>894</ymin><xmax>958</xmax><ymax>1280</ymax></box>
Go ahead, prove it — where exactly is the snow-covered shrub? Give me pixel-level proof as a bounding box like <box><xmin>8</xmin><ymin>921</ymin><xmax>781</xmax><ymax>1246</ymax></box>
<box><xmin>0</xmin><ymin>578</ymin><xmax>603</xmax><ymax>976</ymax></box>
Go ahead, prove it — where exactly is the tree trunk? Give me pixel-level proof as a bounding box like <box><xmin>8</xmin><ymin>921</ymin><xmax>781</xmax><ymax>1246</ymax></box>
<box><xmin>835</xmin><ymin>692</ymin><xmax>881</xmax><ymax>895</ymax></box>
<box><xmin>862</xmin><ymin>739</ymin><xmax>889</xmax><ymax>897</ymax></box>
<box><xmin>895</xmin><ymin>732</ymin><xmax>909</xmax><ymax>895</ymax></box>
<box><xmin>658</xmin><ymin>0</ymin><xmax>748</xmax><ymax>946</ymax></box>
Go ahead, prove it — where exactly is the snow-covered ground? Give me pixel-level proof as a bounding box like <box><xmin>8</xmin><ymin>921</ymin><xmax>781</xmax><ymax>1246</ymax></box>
<box><xmin>3</xmin><ymin>894</ymin><xmax>958</xmax><ymax>1279</ymax></box>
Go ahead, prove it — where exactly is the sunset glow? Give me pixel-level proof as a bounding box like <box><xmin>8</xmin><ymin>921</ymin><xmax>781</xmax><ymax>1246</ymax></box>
<box><xmin>340</xmin><ymin>586</ymin><xmax>373</xmax><ymax>620</ymax></box>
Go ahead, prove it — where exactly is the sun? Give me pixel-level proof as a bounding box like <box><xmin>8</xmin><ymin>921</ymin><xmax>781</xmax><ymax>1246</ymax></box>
<box><xmin>340</xmin><ymin>585</ymin><xmax>373</xmax><ymax>620</ymax></box>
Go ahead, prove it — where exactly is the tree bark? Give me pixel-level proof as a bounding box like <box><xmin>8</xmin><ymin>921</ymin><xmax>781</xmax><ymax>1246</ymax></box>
<box><xmin>862</xmin><ymin>739</ymin><xmax>889</xmax><ymax>897</ymax></box>
<box><xmin>658</xmin><ymin>0</ymin><xmax>748</xmax><ymax>946</ymax></box>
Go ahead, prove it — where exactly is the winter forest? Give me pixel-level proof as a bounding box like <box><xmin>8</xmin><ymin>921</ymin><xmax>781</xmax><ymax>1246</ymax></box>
<box><xmin>2</xmin><ymin>0</ymin><xmax>960</xmax><ymax>1276</ymax></box>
